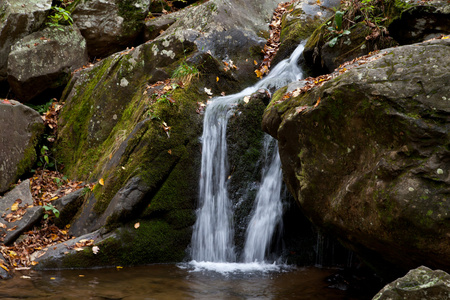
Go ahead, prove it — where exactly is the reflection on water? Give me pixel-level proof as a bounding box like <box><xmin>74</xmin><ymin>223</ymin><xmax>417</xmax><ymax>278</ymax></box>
<box><xmin>0</xmin><ymin>264</ymin><xmax>367</xmax><ymax>300</ymax></box>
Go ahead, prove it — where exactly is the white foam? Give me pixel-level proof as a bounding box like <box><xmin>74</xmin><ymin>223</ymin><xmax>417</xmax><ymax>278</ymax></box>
<box><xmin>187</xmin><ymin>260</ymin><xmax>293</xmax><ymax>274</ymax></box>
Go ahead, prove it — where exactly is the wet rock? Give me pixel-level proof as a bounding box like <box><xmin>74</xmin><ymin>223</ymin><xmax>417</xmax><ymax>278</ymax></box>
<box><xmin>272</xmin><ymin>0</ymin><xmax>340</xmax><ymax>66</ymax></box>
<box><xmin>389</xmin><ymin>5</ymin><xmax>450</xmax><ymax>45</ymax></box>
<box><xmin>0</xmin><ymin>0</ymin><xmax>52</xmax><ymax>81</ymax></box>
<box><xmin>0</xmin><ymin>180</ymin><xmax>44</xmax><ymax>245</ymax></box>
<box><xmin>263</xmin><ymin>38</ymin><xmax>450</xmax><ymax>278</ymax></box>
<box><xmin>0</xmin><ymin>100</ymin><xmax>44</xmax><ymax>193</ymax></box>
<box><xmin>72</xmin><ymin>0</ymin><xmax>150</xmax><ymax>58</ymax></box>
<box><xmin>7</xmin><ymin>26</ymin><xmax>88</xmax><ymax>102</ymax></box>
<box><xmin>373</xmin><ymin>266</ymin><xmax>450</xmax><ymax>300</ymax></box>
<box><xmin>52</xmin><ymin>188</ymin><xmax>86</xmax><ymax>228</ymax></box>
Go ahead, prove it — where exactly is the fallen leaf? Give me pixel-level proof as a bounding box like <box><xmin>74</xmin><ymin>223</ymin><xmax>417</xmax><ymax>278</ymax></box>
<box><xmin>11</xmin><ymin>202</ymin><xmax>19</xmax><ymax>212</ymax></box>
<box><xmin>204</xmin><ymin>88</ymin><xmax>212</xmax><ymax>95</ymax></box>
<box><xmin>92</xmin><ymin>246</ymin><xmax>100</xmax><ymax>254</ymax></box>
<box><xmin>0</xmin><ymin>264</ymin><xmax>9</xmax><ymax>271</ymax></box>
<box><xmin>134</xmin><ymin>222</ymin><xmax>140</xmax><ymax>229</ymax></box>
<box><xmin>216</xmin><ymin>77</ymin><xmax>219</xmax><ymax>82</ymax></box>
<box><xmin>99</xmin><ymin>178</ymin><xmax>104</xmax><ymax>186</ymax></box>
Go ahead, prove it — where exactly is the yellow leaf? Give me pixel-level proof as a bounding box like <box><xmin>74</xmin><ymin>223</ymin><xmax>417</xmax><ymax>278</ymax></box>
<box><xmin>134</xmin><ymin>222</ymin><xmax>140</xmax><ymax>229</ymax></box>
<box><xmin>50</xmin><ymin>196</ymin><xmax>58</xmax><ymax>201</ymax></box>
<box><xmin>0</xmin><ymin>264</ymin><xmax>9</xmax><ymax>272</ymax></box>
<box><xmin>79</xmin><ymin>275</ymin><xmax>85</xmax><ymax>277</ymax></box>
<box><xmin>216</xmin><ymin>77</ymin><xmax>219</xmax><ymax>82</ymax></box>
<box><xmin>99</xmin><ymin>178</ymin><xmax>104</xmax><ymax>186</ymax></box>
<box><xmin>116</xmin><ymin>266</ymin><xmax>123</xmax><ymax>269</ymax></box>
<box><xmin>11</xmin><ymin>202</ymin><xmax>19</xmax><ymax>211</ymax></box>
<box><xmin>254</xmin><ymin>60</ymin><xmax>258</xmax><ymax>65</ymax></box>
<box><xmin>50</xmin><ymin>277</ymin><xmax>56</xmax><ymax>280</ymax></box>
<box><xmin>254</xmin><ymin>69</ymin><xmax>262</xmax><ymax>78</ymax></box>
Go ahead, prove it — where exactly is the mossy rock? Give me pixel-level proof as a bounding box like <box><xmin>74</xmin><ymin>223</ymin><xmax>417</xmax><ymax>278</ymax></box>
<box><xmin>263</xmin><ymin>38</ymin><xmax>450</xmax><ymax>279</ymax></box>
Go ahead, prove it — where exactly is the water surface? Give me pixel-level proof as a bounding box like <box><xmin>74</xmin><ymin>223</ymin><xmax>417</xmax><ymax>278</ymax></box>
<box><xmin>0</xmin><ymin>264</ymin><xmax>365</xmax><ymax>299</ymax></box>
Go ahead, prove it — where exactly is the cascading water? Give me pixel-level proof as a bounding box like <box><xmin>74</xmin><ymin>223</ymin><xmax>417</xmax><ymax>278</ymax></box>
<box><xmin>243</xmin><ymin>136</ymin><xmax>283</xmax><ymax>263</ymax></box>
<box><xmin>190</xmin><ymin>42</ymin><xmax>305</xmax><ymax>267</ymax></box>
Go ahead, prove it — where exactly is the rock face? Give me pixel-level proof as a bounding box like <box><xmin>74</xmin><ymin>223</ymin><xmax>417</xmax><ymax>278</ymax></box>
<box><xmin>263</xmin><ymin>38</ymin><xmax>450</xmax><ymax>278</ymax></box>
<box><xmin>0</xmin><ymin>0</ymin><xmax>52</xmax><ymax>81</ymax></box>
<box><xmin>373</xmin><ymin>266</ymin><xmax>450</xmax><ymax>300</ymax></box>
<box><xmin>0</xmin><ymin>180</ymin><xmax>43</xmax><ymax>245</ymax></box>
<box><xmin>72</xmin><ymin>0</ymin><xmax>150</xmax><ymax>58</ymax></box>
<box><xmin>0</xmin><ymin>100</ymin><xmax>44</xmax><ymax>193</ymax></box>
<box><xmin>7</xmin><ymin>26</ymin><xmax>88</xmax><ymax>102</ymax></box>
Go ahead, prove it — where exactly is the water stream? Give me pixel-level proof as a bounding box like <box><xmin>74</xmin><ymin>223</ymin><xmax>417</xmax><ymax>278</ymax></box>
<box><xmin>191</xmin><ymin>43</ymin><xmax>305</xmax><ymax>267</ymax></box>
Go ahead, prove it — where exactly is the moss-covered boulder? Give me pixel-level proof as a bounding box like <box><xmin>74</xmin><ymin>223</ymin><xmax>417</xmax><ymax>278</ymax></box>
<box><xmin>0</xmin><ymin>100</ymin><xmax>44</xmax><ymax>193</ymax></box>
<box><xmin>262</xmin><ymin>38</ymin><xmax>450</xmax><ymax>279</ymax></box>
<box><xmin>373</xmin><ymin>266</ymin><xmax>450</xmax><ymax>300</ymax></box>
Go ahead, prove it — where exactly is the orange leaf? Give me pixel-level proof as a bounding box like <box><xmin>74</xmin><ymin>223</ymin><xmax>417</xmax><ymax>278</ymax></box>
<box><xmin>99</xmin><ymin>178</ymin><xmax>104</xmax><ymax>186</ymax></box>
<box><xmin>134</xmin><ymin>222</ymin><xmax>140</xmax><ymax>229</ymax></box>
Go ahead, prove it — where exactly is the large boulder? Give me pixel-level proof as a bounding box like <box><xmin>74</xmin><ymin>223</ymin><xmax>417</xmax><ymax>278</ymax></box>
<box><xmin>262</xmin><ymin>38</ymin><xmax>450</xmax><ymax>278</ymax></box>
<box><xmin>0</xmin><ymin>0</ymin><xmax>52</xmax><ymax>82</ymax></box>
<box><xmin>373</xmin><ymin>266</ymin><xmax>450</xmax><ymax>300</ymax></box>
<box><xmin>72</xmin><ymin>0</ymin><xmax>150</xmax><ymax>58</ymax></box>
<box><xmin>7</xmin><ymin>26</ymin><xmax>88</xmax><ymax>102</ymax></box>
<box><xmin>52</xmin><ymin>34</ymin><xmax>204</xmax><ymax>265</ymax></box>
<box><xmin>0</xmin><ymin>100</ymin><xmax>44</xmax><ymax>193</ymax></box>
<box><xmin>153</xmin><ymin>0</ymin><xmax>286</xmax><ymax>87</ymax></box>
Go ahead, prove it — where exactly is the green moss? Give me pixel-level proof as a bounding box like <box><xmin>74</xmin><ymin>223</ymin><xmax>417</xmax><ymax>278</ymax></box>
<box><xmin>47</xmin><ymin>219</ymin><xmax>191</xmax><ymax>269</ymax></box>
<box><xmin>16</xmin><ymin>121</ymin><xmax>44</xmax><ymax>177</ymax></box>
<box><xmin>117</xmin><ymin>0</ymin><xmax>147</xmax><ymax>37</ymax></box>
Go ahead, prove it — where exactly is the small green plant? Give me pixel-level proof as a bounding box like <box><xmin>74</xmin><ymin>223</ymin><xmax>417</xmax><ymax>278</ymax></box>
<box><xmin>327</xmin><ymin>11</ymin><xmax>351</xmax><ymax>47</ymax></box>
<box><xmin>43</xmin><ymin>203</ymin><xmax>60</xmax><ymax>219</ymax></box>
<box><xmin>54</xmin><ymin>176</ymin><xmax>68</xmax><ymax>187</ymax></box>
<box><xmin>172</xmin><ymin>61</ymin><xmax>199</xmax><ymax>84</ymax></box>
<box><xmin>26</xmin><ymin>99</ymin><xmax>54</xmax><ymax>114</ymax></box>
<box><xmin>46</xmin><ymin>6</ymin><xmax>73</xmax><ymax>31</ymax></box>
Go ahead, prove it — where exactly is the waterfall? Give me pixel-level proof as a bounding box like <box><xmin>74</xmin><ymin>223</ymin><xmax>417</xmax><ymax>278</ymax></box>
<box><xmin>243</xmin><ymin>136</ymin><xmax>283</xmax><ymax>263</ymax></box>
<box><xmin>191</xmin><ymin>42</ymin><xmax>305</xmax><ymax>264</ymax></box>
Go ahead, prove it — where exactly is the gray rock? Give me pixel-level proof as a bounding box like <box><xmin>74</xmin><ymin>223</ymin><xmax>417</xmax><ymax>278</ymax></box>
<box><xmin>7</xmin><ymin>26</ymin><xmax>88</xmax><ymax>102</ymax></box>
<box><xmin>154</xmin><ymin>0</ymin><xmax>285</xmax><ymax>85</ymax></box>
<box><xmin>373</xmin><ymin>266</ymin><xmax>450</xmax><ymax>300</ymax></box>
<box><xmin>144</xmin><ymin>15</ymin><xmax>176</xmax><ymax>41</ymax></box>
<box><xmin>72</xmin><ymin>0</ymin><xmax>150</xmax><ymax>58</ymax></box>
<box><xmin>389</xmin><ymin>5</ymin><xmax>450</xmax><ymax>45</ymax></box>
<box><xmin>0</xmin><ymin>253</ymin><xmax>11</xmax><ymax>279</ymax></box>
<box><xmin>0</xmin><ymin>0</ymin><xmax>52</xmax><ymax>81</ymax></box>
<box><xmin>52</xmin><ymin>188</ymin><xmax>86</xmax><ymax>228</ymax></box>
<box><xmin>263</xmin><ymin>38</ymin><xmax>450</xmax><ymax>277</ymax></box>
<box><xmin>0</xmin><ymin>180</ymin><xmax>44</xmax><ymax>245</ymax></box>
<box><xmin>30</xmin><ymin>229</ymin><xmax>110</xmax><ymax>269</ymax></box>
<box><xmin>0</xmin><ymin>100</ymin><xmax>44</xmax><ymax>193</ymax></box>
